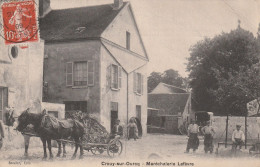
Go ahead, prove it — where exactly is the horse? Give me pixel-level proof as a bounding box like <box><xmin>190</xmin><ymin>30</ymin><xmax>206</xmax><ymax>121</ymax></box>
<box><xmin>16</xmin><ymin>108</ymin><xmax>85</xmax><ymax>160</ymax></box>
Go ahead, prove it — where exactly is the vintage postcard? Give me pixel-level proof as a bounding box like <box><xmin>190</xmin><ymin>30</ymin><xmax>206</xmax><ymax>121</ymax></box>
<box><xmin>0</xmin><ymin>0</ymin><xmax>260</xmax><ymax>167</ymax></box>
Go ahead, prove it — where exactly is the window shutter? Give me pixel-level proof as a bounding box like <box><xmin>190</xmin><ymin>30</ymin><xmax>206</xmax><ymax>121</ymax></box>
<box><xmin>133</xmin><ymin>72</ymin><xmax>137</xmax><ymax>92</ymax></box>
<box><xmin>110</xmin><ymin>64</ymin><xmax>114</xmax><ymax>89</ymax></box>
<box><xmin>141</xmin><ymin>74</ymin><xmax>144</xmax><ymax>95</ymax></box>
<box><xmin>118</xmin><ymin>66</ymin><xmax>122</xmax><ymax>89</ymax></box>
<box><xmin>87</xmin><ymin>61</ymin><xmax>94</xmax><ymax>86</ymax></box>
<box><xmin>66</xmin><ymin>62</ymin><xmax>73</xmax><ymax>86</ymax></box>
<box><xmin>106</xmin><ymin>65</ymin><xmax>111</xmax><ymax>89</ymax></box>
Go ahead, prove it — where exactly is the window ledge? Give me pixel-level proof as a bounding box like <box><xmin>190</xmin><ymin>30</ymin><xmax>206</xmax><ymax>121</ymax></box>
<box><xmin>111</xmin><ymin>88</ymin><xmax>120</xmax><ymax>91</ymax></box>
<box><xmin>72</xmin><ymin>86</ymin><xmax>88</xmax><ymax>89</ymax></box>
<box><xmin>135</xmin><ymin>92</ymin><xmax>142</xmax><ymax>96</ymax></box>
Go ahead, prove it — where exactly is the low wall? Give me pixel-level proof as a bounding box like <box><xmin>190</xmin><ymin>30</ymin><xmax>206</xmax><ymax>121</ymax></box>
<box><xmin>212</xmin><ymin>116</ymin><xmax>260</xmax><ymax>142</ymax></box>
<box><xmin>41</xmin><ymin>102</ymin><xmax>65</xmax><ymax>119</ymax></box>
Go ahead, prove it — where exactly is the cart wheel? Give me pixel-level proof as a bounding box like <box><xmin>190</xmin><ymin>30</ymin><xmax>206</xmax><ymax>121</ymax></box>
<box><xmin>107</xmin><ymin>140</ymin><xmax>122</xmax><ymax>157</ymax></box>
<box><xmin>91</xmin><ymin>147</ymin><xmax>104</xmax><ymax>155</ymax></box>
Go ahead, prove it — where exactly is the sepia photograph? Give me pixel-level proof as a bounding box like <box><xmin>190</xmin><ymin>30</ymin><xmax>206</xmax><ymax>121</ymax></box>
<box><xmin>0</xmin><ymin>0</ymin><xmax>260</xmax><ymax>167</ymax></box>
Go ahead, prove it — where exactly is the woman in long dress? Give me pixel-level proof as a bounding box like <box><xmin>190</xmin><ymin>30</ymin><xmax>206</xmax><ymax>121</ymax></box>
<box><xmin>127</xmin><ymin>119</ymin><xmax>138</xmax><ymax>140</ymax></box>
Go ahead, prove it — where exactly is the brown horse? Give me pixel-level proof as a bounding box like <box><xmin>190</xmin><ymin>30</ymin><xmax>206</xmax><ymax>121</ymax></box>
<box><xmin>16</xmin><ymin>109</ymin><xmax>85</xmax><ymax>160</ymax></box>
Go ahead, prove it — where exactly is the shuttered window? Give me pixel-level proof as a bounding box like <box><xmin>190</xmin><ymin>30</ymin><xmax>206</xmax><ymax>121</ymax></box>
<box><xmin>74</xmin><ymin>62</ymin><xmax>88</xmax><ymax>86</ymax></box>
<box><xmin>66</xmin><ymin>61</ymin><xmax>94</xmax><ymax>87</ymax></box>
<box><xmin>133</xmin><ymin>72</ymin><xmax>143</xmax><ymax>95</ymax></box>
<box><xmin>87</xmin><ymin>61</ymin><xmax>94</xmax><ymax>86</ymax></box>
<box><xmin>126</xmin><ymin>31</ymin><xmax>131</xmax><ymax>50</ymax></box>
<box><xmin>118</xmin><ymin>66</ymin><xmax>122</xmax><ymax>88</ymax></box>
<box><xmin>109</xmin><ymin>64</ymin><xmax>122</xmax><ymax>90</ymax></box>
<box><xmin>66</xmin><ymin>62</ymin><xmax>73</xmax><ymax>86</ymax></box>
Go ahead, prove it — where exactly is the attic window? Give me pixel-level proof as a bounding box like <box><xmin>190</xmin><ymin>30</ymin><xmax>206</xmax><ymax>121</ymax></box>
<box><xmin>75</xmin><ymin>27</ymin><xmax>86</xmax><ymax>33</ymax></box>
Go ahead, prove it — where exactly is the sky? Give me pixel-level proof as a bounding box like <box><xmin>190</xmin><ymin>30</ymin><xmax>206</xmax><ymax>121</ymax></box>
<box><xmin>51</xmin><ymin>0</ymin><xmax>259</xmax><ymax>77</ymax></box>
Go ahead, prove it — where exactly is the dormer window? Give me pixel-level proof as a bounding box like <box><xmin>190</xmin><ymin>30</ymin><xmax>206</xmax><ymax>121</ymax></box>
<box><xmin>126</xmin><ymin>31</ymin><xmax>130</xmax><ymax>50</ymax></box>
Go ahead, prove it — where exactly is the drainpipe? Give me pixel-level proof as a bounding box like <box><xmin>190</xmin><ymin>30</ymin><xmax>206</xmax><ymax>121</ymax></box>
<box><xmin>126</xmin><ymin>73</ymin><xmax>129</xmax><ymax>128</ymax></box>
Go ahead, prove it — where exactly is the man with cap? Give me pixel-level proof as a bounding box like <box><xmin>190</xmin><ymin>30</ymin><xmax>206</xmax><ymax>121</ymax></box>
<box><xmin>201</xmin><ymin>121</ymin><xmax>215</xmax><ymax>153</ymax></box>
<box><xmin>232</xmin><ymin>125</ymin><xmax>245</xmax><ymax>151</ymax></box>
<box><xmin>185</xmin><ymin>120</ymin><xmax>200</xmax><ymax>153</ymax></box>
<box><xmin>111</xmin><ymin>119</ymin><xmax>123</xmax><ymax>139</ymax></box>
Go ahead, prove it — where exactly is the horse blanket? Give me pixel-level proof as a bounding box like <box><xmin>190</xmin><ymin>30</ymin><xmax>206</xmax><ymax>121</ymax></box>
<box><xmin>41</xmin><ymin>115</ymin><xmax>75</xmax><ymax>130</ymax></box>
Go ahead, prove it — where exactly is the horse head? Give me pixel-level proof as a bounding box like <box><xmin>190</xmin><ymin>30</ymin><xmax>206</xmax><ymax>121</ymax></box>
<box><xmin>16</xmin><ymin>108</ymin><xmax>31</xmax><ymax>132</ymax></box>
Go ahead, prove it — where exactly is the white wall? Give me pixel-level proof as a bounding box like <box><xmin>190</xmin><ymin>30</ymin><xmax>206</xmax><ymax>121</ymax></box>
<box><xmin>102</xmin><ymin>3</ymin><xmax>147</xmax><ymax>58</ymax></box>
<box><xmin>100</xmin><ymin>45</ymin><xmax>128</xmax><ymax>133</ymax></box>
<box><xmin>41</xmin><ymin>102</ymin><xmax>65</xmax><ymax>119</ymax></box>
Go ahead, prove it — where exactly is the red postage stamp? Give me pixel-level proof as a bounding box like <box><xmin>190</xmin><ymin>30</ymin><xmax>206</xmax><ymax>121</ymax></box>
<box><xmin>1</xmin><ymin>0</ymin><xmax>39</xmax><ymax>45</ymax></box>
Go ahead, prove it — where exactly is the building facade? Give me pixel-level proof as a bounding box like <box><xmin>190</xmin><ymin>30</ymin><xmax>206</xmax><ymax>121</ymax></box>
<box><xmin>0</xmin><ymin>38</ymin><xmax>44</xmax><ymax>121</ymax></box>
<box><xmin>40</xmin><ymin>0</ymin><xmax>149</xmax><ymax>134</ymax></box>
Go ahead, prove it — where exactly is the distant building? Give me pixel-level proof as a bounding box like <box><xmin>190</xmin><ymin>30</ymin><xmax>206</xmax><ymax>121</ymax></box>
<box><xmin>150</xmin><ymin>82</ymin><xmax>187</xmax><ymax>94</ymax></box>
<box><xmin>148</xmin><ymin>83</ymin><xmax>195</xmax><ymax>134</ymax></box>
<box><xmin>40</xmin><ymin>0</ymin><xmax>149</xmax><ymax>135</ymax></box>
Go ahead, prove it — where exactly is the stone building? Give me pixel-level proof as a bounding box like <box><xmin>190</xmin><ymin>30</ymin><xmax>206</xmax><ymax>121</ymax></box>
<box><xmin>40</xmin><ymin>0</ymin><xmax>149</xmax><ymax>134</ymax></box>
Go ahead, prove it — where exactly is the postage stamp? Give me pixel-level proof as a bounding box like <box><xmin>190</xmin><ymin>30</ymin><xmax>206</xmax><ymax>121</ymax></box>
<box><xmin>1</xmin><ymin>0</ymin><xmax>38</xmax><ymax>45</ymax></box>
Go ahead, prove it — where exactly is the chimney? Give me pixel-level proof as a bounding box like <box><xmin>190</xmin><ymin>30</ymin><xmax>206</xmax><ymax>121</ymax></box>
<box><xmin>39</xmin><ymin>0</ymin><xmax>51</xmax><ymax>18</ymax></box>
<box><xmin>113</xmin><ymin>0</ymin><xmax>123</xmax><ymax>10</ymax></box>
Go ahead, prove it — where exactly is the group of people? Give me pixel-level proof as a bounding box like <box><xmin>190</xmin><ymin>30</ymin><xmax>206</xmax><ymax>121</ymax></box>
<box><xmin>185</xmin><ymin>120</ymin><xmax>245</xmax><ymax>154</ymax></box>
<box><xmin>111</xmin><ymin>118</ymin><xmax>139</xmax><ymax>140</ymax></box>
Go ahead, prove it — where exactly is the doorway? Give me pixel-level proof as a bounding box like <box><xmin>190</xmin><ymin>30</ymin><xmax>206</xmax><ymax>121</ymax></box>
<box><xmin>110</xmin><ymin>102</ymin><xmax>118</xmax><ymax>132</ymax></box>
<box><xmin>136</xmin><ymin>105</ymin><xmax>141</xmax><ymax>122</ymax></box>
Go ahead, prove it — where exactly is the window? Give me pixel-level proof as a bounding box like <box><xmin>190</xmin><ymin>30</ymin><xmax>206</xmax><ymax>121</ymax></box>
<box><xmin>74</xmin><ymin>62</ymin><xmax>87</xmax><ymax>86</ymax></box>
<box><xmin>126</xmin><ymin>31</ymin><xmax>130</xmax><ymax>50</ymax></box>
<box><xmin>66</xmin><ymin>61</ymin><xmax>94</xmax><ymax>87</ymax></box>
<box><xmin>108</xmin><ymin>64</ymin><xmax>122</xmax><ymax>90</ymax></box>
<box><xmin>0</xmin><ymin>88</ymin><xmax>8</xmax><ymax>122</ymax></box>
<box><xmin>133</xmin><ymin>72</ymin><xmax>143</xmax><ymax>95</ymax></box>
<box><xmin>65</xmin><ymin>101</ymin><xmax>87</xmax><ymax>113</ymax></box>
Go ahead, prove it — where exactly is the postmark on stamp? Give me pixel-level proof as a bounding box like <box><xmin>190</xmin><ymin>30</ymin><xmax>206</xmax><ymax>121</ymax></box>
<box><xmin>0</xmin><ymin>0</ymin><xmax>39</xmax><ymax>45</ymax></box>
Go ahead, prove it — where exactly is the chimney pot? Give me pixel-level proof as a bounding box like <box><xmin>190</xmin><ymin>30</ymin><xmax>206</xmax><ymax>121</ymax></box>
<box><xmin>114</xmin><ymin>0</ymin><xmax>123</xmax><ymax>9</ymax></box>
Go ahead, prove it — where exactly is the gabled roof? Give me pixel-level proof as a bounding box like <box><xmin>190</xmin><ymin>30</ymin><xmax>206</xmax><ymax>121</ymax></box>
<box><xmin>39</xmin><ymin>2</ymin><xmax>127</xmax><ymax>41</ymax></box>
<box><xmin>150</xmin><ymin>82</ymin><xmax>187</xmax><ymax>94</ymax></box>
<box><xmin>148</xmin><ymin>93</ymin><xmax>190</xmax><ymax>115</ymax></box>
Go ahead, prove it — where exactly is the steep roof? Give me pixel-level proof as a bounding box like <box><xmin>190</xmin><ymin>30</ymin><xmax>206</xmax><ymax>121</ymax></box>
<box><xmin>39</xmin><ymin>2</ymin><xmax>127</xmax><ymax>41</ymax></box>
<box><xmin>150</xmin><ymin>82</ymin><xmax>187</xmax><ymax>94</ymax></box>
<box><xmin>148</xmin><ymin>93</ymin><xmax>190</xmax><ymax>115</ymax></box>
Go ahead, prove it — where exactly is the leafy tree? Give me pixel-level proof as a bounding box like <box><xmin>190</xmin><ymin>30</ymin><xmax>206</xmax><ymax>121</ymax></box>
<box><xmin>147</xmin><ymin>72</ymin><xmax>162</xmax><ymax>93</ymax></box>
<box><xmin>211</xmin><ymin>64</ymin><xmax>260</xmax><ymax>116</ymax></box>
<box><xmin>187</xmin><ymin>26</ymin><xmax>259</xmax><ymax>116</ymax></box>
<box><xmin>162</xmin><ymin>69</ymin><xmax>183</xmax><ymax>88</ymax></box>
<box><xmin>148</xmin><ymin>69</ymin><xmax>186</xmax><ymax>93</ymax></box>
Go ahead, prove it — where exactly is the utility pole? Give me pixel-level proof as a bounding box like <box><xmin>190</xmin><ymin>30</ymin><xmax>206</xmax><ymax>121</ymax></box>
<box><xmin>225</xmin><ymin>114</ymin><xmax>229</xmax><ymax>148</ymax></box>
<box><xmin>245</xmin><ymin>112</ymin><xmax>248</xmax><ymax>149</ymax></box>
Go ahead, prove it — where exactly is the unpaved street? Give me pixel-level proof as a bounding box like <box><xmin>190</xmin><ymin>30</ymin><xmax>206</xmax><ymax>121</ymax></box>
<box><xmin>0</xmin><ymin>134</ymin><xmax>259</xmax><ymax>167</ymax></box>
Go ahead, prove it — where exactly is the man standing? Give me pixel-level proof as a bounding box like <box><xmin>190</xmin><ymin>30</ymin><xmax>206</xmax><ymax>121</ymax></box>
<box><xmin>185</xmin><ymin>120</ymin><xmax>200</xmax><ymax>153</ymax></box>
<box><xmin>111</xmin><ymin>119</ymin><xmax>123</xmax><ymax>138</ymax></box>
<box><xmin>201</xmin><ymin>121</ymin><xmax>215</xmax><ymax>153</ymax></box>
<box><xmin>232</xmin><ymin>125</ymin><xmax>245</xmax><ymax>151</ymax></box>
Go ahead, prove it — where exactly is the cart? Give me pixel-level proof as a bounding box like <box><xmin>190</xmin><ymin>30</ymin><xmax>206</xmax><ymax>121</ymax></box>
<box><xmin>83</xmin><ymin>135</ymin><xmax>123</xmax><ymax>157</ymax></box>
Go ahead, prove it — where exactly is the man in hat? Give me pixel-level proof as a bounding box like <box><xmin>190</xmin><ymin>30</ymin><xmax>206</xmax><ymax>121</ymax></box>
<box><xmin>5</xmin><ymin>106</ymin><xmax>15</xmax><ymax>127</ymax></box>
<box><xmin>232</xmin><ymin>125</ymin><xmax>245</xmax><ymax>151</ymax></box>
<box><xmin>185</xmin><ymin>120</ymin><xmax>200</xmax><ymax>153</ymax></box>
<box><xmin>201</xmin><ymin>121</ymin><xmax>215</xmax><ymax>153</ymax></box>
<box><xmin>111</xmin><ymin>119</ymin><xmax>123</xmax><ymax>138</ymax></box>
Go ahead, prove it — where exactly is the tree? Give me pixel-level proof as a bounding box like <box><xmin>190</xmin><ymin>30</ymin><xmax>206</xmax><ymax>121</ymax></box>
<box><xmin>148</xmin><ymin>69</ymin><xmax>185</xmax><ymax>93</ymax></box>
<box><xmin>187</xmin><ymin>27</ymin><xmax>260</xmax><ymax>116</ymax></box>
<box><xmin>147</xmin><ymin>72</ymin><xmax>162</xmax><ymax>93</ymax></box>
